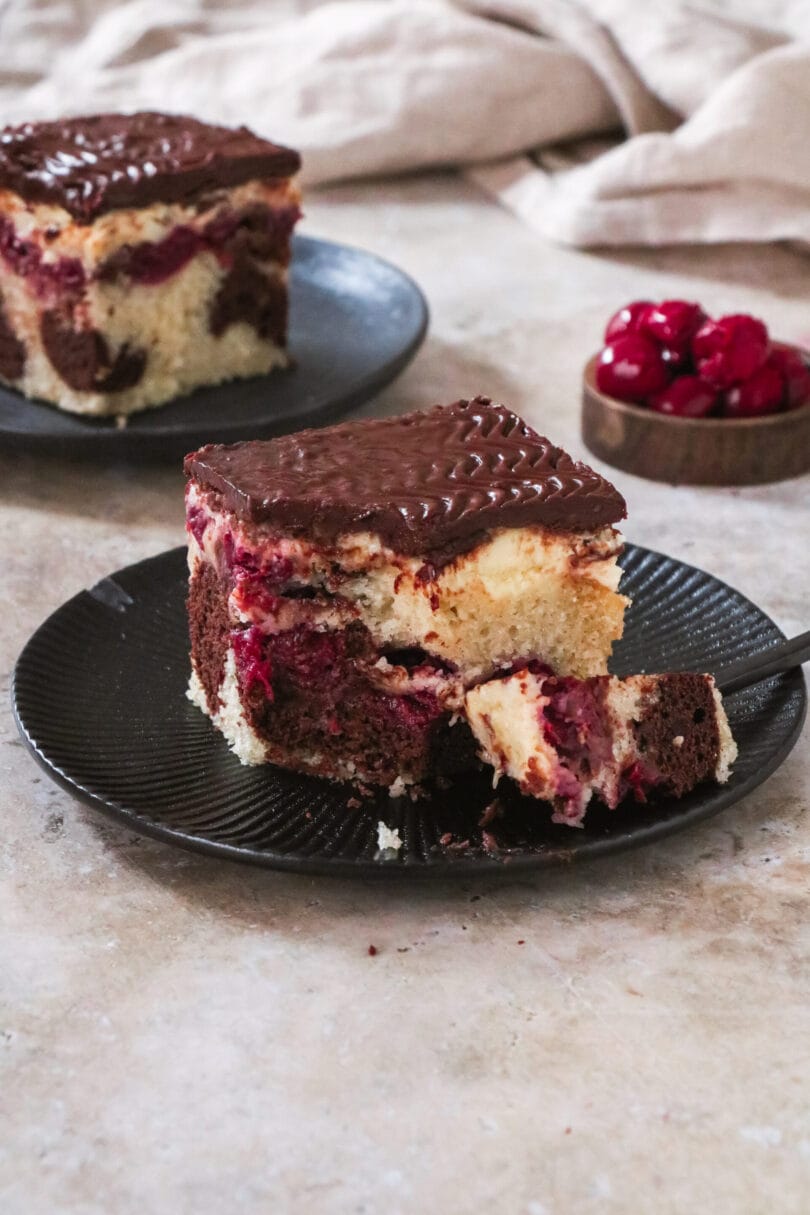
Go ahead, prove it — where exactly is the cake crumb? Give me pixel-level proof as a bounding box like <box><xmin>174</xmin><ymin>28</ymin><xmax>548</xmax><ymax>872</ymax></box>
<box><xmin>368</xmin><ymin>945</ymin><xmax>378</xmax><ymax>956</ymax></box>
<box><xmin>672</xmin><ymin>735</ymin><xmax>685</xmax><ymax>748</ymax></box>
<box><xmin>443</xmin><ymin>837</ymin><xmax>471</xmax><ymax>853</ymax></box>
<box><xmin>479</xmin><ymin>798</ymin><xmax>503</xmax><ymax>828</ymax></box>
<box><xmin>387</xmin><ymin>776</ymin><xmax>408</xmax><ymax>799</ymax></box>
<box><xmin>376</xmin><ymin>821</ymin><xmax>403</xmax><ymax>852</ymax></box>
<box><xmin>115</xmin><ymin>413</ymin><xmax>128</xmax><ymax>429</ymax></box>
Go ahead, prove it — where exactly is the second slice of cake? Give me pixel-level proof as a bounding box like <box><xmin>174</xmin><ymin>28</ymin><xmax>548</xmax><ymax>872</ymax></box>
<box><xmin>184</xmin><ymin>397</ymin><xmax>629</xmax><ymax>788</ymax></box>
<box><xmin>0</xmin><ymin>112</ymin><xmax>301</xmax><ymax>416</ymax></box>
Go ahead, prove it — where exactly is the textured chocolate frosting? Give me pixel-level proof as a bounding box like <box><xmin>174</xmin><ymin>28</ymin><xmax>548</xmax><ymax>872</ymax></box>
<box><xmin>0</xmin><ymin>113</ymin><xmax>300</xmax><ymax>222</ymax></box>
<box><xmin>186</xmin><ymin>398</ymin><xmax>626</xmax><ymax>554</ymax></box>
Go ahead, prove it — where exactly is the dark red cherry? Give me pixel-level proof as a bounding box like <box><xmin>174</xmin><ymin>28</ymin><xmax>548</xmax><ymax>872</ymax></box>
<box><xmin>769</xmin><ymin>342</ymin><xmax>810</xmax><ymax>410</ymax></box>
<box><xmin>722</xmin><ymin>358</ymin><xmax>784</xmax><ymax>418</ymax></box>
<box><xmin>604</xmin><ymin>300</ymin><xmax>654</xmax><ymax>343</ymax></box>
<box><xmin>693</xmin><ymin>314</ymin><xmax>769</xmax><ymax>388</ymax></box>
<box><xmin>596</xmin><ymin>335</ymin><xmax>670</xmax><ymax>402</ymax></box>
<box><xmin>649</xmin><ymin>376</ymin><xmax>718</xmax><ymax>418</ymax></box>
<box><xmin>642</xmin><ymin>300</ymin><xmax>706</xmax><ymax>353</ymax></box>
<box><xmin>660</xmin><ymin>345</ymin><xmax>693</xmax><ymax>373</ymax></box>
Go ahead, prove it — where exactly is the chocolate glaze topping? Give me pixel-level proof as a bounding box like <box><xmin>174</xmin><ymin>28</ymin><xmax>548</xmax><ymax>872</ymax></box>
<box><xmin>185</xmin><ymin>398</ymin><xmax>627</xmax><ymax>554</ymax></box>
<box><xmin>0</xmin><ymin>113</ymin><xmax>300</xmax><ymax>223</ymax></box>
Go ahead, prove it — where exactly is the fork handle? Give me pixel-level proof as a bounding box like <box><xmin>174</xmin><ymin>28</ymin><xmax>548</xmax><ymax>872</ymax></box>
<box><xmin>714</xmin><ymin>630</ymin><xmax>810</xmax><ymax>695</ymax></box>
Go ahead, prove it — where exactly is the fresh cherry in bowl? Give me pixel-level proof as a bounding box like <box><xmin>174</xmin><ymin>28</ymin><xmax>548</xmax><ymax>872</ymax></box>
<box><xmin>583</xmin><ymin>298</ymin><xmax>810</xmax><ymax>485</ymax></box>
<box><xmin>596</xmin><ymin>335</ymin><xmax>670</xmax><ymax>403</ymax></box>
<box><xmin>593</xmin><ymin>299</ymin><xmax>809</xmax><ymax>419</ymax></box>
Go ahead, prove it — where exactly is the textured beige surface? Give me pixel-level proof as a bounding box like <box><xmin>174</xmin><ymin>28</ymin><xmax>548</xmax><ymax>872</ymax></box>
<box><xmin>1</xmin><ymin>174</ymin><xmax>808</xmax><ymax>1214</ymax></box>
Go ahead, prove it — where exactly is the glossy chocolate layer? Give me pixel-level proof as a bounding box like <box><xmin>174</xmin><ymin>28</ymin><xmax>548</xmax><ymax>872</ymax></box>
<box><xmin>185</xmin><ymin>398</ymin><xmax>627</xmax><ymax>553</ymax></box>
<box><xmin>0</xmin><ymin>113</ymin><xmax>300</xmax><ymax>223</ymax></box>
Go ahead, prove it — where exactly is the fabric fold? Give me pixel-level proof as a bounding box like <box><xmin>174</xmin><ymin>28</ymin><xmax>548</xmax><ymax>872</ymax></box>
<box><xmin>0</xmin><ymin>0</ymin><xmax>806</xmax><ymax>250</ymax></box>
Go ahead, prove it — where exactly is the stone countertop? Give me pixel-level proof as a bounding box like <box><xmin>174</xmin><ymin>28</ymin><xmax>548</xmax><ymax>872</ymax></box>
<box><xmin>1</xmin><ymin>174</ymin><xmax>808</xmax><ymax>1215</ymax></box>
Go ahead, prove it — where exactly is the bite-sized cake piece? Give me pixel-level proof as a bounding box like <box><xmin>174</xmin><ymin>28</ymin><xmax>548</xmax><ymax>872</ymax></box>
<box><xmin>0</xmin><ymin>112</ymin><xmax>301</xmax><ymax>416</ymax></box>
<box><xmin>184</xmin><ymin>397</ymin><xmax>629</xmax><ymax>788</ymax></box>
<box><xmin>465</xmin><ymin>666</ymin><xmax>737</xmax><ymax>825</ymax></box>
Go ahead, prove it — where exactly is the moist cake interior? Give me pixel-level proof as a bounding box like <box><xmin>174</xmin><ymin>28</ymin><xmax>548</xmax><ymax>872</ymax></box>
<box><xmin>465</xmin><ymin>667</ymin><xmax>737</xmax><ymax>826</ymax></box>
<box><xmin>185</xmin><ymin>397</ymin><xmax>633</xmax><ymax>793</ymax></box>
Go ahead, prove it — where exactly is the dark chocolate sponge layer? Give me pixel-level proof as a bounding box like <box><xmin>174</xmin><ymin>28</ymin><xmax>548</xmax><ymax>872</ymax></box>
<box><xmin>185</xmin><ymin>397</ymin><xmax>627</xmax><ymax>555</ymax></box>
<box><xmin>636</xmin><ymin>673</ymin><xmax>722</xmax><ymax>797</ymax></box>
<box><xmin>0</xmin><ymin>113</ymin><xmax>300</xmax><ymax>222</ymax></box>
<box><xmin>187</xmin><ymin>565</ymin><xmax>478</xmax><ymax>786</ymax></box>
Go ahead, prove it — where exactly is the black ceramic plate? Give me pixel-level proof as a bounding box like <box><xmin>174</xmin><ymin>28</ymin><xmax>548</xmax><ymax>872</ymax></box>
<box><xmin>13</xmin><ymin>545</ymin><xmax>806</xmax><ymax>878</ymax></box>
<box><xmin>0</xmin><ymin>235</ymin><xmax>428</xmax><ymax>461</ymax></box>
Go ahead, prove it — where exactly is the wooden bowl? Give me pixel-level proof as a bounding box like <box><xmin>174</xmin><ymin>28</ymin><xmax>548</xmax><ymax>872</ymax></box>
<box><xmin>581</xmin><ymin>350</ymin><xmax>810</xmax><ymax>486</ymax></box>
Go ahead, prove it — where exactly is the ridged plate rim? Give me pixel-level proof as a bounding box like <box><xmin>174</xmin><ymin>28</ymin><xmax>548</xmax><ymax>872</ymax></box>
<box><xmin>12</xmin><ymin>544</ymin><xmax>807</xmax><ymax>879</ymax></box>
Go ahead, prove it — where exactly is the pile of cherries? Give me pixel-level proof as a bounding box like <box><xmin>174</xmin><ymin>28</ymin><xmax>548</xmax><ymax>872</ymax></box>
<box><xmin>595</xmin><ymin>300</ymin><xmax>810</xmax><ymax>418</ymax></box>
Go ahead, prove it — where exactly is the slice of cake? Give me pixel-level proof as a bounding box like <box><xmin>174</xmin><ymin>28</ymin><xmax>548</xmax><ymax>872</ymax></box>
<box><xmin>465</xmin><ymin>667</ymin><xmax>737</xmax><ymax>825</ymax></box>
<box><xmin>184</xmin><ymin>397</ymin><xmax>629</xmax><ymax>788</ymax></box>
<box><xmin>0</xmin><ymin>112</ymin><xmax>301</xmax><ymax>416</ymax></box>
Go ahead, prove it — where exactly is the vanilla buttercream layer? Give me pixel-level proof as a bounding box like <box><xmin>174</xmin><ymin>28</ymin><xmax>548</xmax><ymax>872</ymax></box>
<box><xmin>186</xmin><ymin>483</ymin><xmax>629</xmax><ymax>680</ymax></box>
<box><xmin>0</xmin><ymin>253</ymin><xmax>288</xmax><ymax>416</ymax></box>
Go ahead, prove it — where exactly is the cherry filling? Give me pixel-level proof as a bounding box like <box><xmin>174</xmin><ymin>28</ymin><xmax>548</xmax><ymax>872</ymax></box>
<box><xmin>221</xmin><ymin>531</ymin><xmax>292</xmax><ymax>583</ymax></box>
<box><xmin>541</xmin><ymin>677</ymin><xmax>612</xmax><ymax>779</ymax></box>
<box><xmin>99</xmin><ymin>226</ymin><xmax>203</xmax><ymax>286</ymax></box>
<box><xmin>266</xmin><ymin>626</ymin><xmax>350</xmax><ymax>690</ymax></box>
<box><xmin>186</xmin><ymin>505</ymin><xmax>209</xmax><ymax>548</ymax></box>
<box><xmin>231</xmin><ymin>622</ymin><xmax>448</xmax><ymax>782</ymax></box>
<box><xmin>221</xmin><ymin>530</ymin><xmax>262</xmax><ymax>576</ymax></box>
<box><xmin>618</xmin><ymin>760</ymin><xmax>658</xmax><ymax>804</ymax></box>
<box><xmin>231</xmin><ymin>626</ymin><xmax>274</xmax><ymax>700</ymax></box>
<box><xmin>539</xmin><ymin>675</ymin><xmax>662</xmax><ymax>812</ymax></box>
<box><xmin>97</xmin><ymin>203</ymin><xmax>301</xmax><ymax>286</ymax></box>
<box><xmin>0</xmin><ymin>216</ymin><xmax>85</xmax><ymax>299</ymax></box>
<box><xmin>218</xmin><ymin>531</ymin><xmax>351</xmax><ymax>623</ymax></box>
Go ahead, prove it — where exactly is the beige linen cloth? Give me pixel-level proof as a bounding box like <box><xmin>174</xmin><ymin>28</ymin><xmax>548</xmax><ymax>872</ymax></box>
<box><xmin>0</xmin><ymin>0</ymin><xmax>808</xmax><ymax>248</ymax></box>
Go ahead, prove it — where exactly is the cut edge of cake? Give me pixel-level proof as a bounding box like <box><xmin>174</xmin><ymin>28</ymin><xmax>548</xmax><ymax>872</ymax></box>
<box><xmin>464</xmin><ymin>667</ymin><xmax>738</xmax><ymax>826</ymax></box>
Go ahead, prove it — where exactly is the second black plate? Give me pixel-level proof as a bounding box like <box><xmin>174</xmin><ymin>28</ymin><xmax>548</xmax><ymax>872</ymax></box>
<box><xmin>0</xmin><ymin>234</ymin><xmax>428</xmax><ymax>461</ymax></box>
<box><xmin>12</xmin><ymin>545</ymin><xmax>806</xmax><ymax>878</ymax></box>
